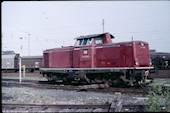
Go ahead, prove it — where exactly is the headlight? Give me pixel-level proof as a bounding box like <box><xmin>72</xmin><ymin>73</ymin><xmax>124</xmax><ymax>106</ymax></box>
<box><xmin>135</xmin><ymin>58</ymin><xmax>138</xmax><ymax>65</ymax></box>
<box><xmin>149</xmin><ymin>58</ymin><xmax>152</xmax><ymax>65</ymax></box>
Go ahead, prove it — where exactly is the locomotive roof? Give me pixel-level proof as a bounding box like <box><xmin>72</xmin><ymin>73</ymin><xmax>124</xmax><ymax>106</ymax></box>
<box><xmin>74</xmin><ymin>32</ymin><xmax>114</xmax><ymax>40</ymax></box>
<box><xmin>2</xmin><ymin>54</ymin><xmax>16</xmax><ymax>58</ymax></box>
<box><xmin>2</xmin><ymin>51</ymin><xmax>15</xmax><ymax>55</ymax></box>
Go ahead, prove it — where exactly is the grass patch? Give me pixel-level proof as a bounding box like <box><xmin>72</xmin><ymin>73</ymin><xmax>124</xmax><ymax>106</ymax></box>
<box><xmin>145</xmin><ymin>86</ymin><xmax>170</xmax><ymax>112</ymax></box>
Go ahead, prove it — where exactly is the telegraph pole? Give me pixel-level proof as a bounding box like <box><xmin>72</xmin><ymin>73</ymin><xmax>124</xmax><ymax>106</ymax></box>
<box><xmin>102</xmin><ymin>19</ymin><xmax>105</xmax><ymax>33</ymax></box>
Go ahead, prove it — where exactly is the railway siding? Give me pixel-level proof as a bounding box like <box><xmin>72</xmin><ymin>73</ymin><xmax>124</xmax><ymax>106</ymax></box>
<box><xmin>2</xmin><ymin>83</ymin><xmax>149</xmax><ymax>112</ymax></box>
<box><xmin>2</xmin><ymin>91</ymin><xmax>149</xmax><ymax>112</ymax></box>
<box><xmin>2</xmin><ymin>92</ymin><xmax>137</xmax><ymax>112</ymax></box>
<box><xmin>2</xmin><ymin>103</ymin><xmax>111</xmax><ymax>112</ymax></box>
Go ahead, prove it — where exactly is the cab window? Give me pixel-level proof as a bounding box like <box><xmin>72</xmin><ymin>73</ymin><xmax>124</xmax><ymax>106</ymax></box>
<box><xmin>76</xmin><ymin>38</ymin><xmax>92</xmax><ymax>46</ymax></box>
<box><xmin>82</xmin><ymin>39</ymin><xmax>88</xmax><ymax>45</ymax></box>
<box><xmin>87</xmin><ymin>38</ymin><xmax>92</xmax><ymax>45</ymax></box>
<box><xmin>76</xmin><ymin>39</ymin><xmax>83</xmax><ymax>46</ymax></box>
<box><xmin>95</xmin><ymin>37</ymin><xmax>103</xmax><ymax>44</ymax></box>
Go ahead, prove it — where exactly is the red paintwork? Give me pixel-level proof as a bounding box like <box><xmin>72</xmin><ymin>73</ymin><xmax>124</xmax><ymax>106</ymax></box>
<box><xmin>43</xmin><ymin>46</ymin><xmax>74</xmax><ymax>68</ymax></box>
<box><xmin>42</xmin><ymin>33</ymin><xmax>151</xmax><ymax>68</ymax></box>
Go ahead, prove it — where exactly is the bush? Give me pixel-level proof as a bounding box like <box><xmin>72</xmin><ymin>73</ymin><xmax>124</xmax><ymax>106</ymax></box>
<box><xmin>145</xmin><ymin>85</ymin><xmax>170</xmax><ymax>112</ymax></box>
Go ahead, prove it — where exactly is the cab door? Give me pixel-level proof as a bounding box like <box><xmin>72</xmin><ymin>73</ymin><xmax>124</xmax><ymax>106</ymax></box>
<box><xmin>73</xmin><ymin>38</ymin><xmax>92</xmax><ymax>68</ymax></box>
<box><xmin>73</xmin><ymin>47</ymin><xmax>80</xmax><ymax>68</ymax></box>
<box><xmin>79</xmin><ymin>38</ymin><xmax>92</xmax><ymax>68</ymax></box>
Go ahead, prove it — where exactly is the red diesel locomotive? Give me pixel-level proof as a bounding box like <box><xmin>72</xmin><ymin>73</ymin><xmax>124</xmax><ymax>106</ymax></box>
<box><xmin>40</xmin><ymin>33</ymin><xmax>153</xmax><ymax>86</ymax></box>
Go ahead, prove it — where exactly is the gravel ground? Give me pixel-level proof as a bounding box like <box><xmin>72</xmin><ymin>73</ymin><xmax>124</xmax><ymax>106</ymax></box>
<box><xmin>2</xmin><ymin>71</ymin><xmax>169</xmax><ymax>106</ymax></box>
<box><xmin>149</xmin><ymin>78</ymin><xmax>170</xmax><ymax>87</ymax></box>
<box><xmin>2</xmin><ymin>85</ymin><xmax>147</xmax><ymax>105</ymax></box>
<box><xmin>2</xmin><ymin>85</ymin><xmax>150</xmax><ymax>112</ymax></box>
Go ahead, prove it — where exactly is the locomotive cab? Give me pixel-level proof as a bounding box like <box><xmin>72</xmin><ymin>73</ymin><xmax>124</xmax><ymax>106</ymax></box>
<box><xmin>74</xmin><ymin>32</ymin><xmax>114</xmax><ymax>46</ymax></box>
<box><xmin>73</xmin><ymin>33</ymin><xmax>115</xmax><ymax>68</ymax></box>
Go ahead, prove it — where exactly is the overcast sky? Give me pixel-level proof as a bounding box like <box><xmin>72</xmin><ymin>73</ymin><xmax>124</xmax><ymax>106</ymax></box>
<box><xmin>2</xmin><ymin>1</ymin><xmax>170</xmax><ymax>56</ymax></box>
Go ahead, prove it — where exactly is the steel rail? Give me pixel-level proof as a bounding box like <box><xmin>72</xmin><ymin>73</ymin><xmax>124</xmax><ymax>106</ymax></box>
<box><xmin>2</xmin><ymin>103</ymin><xmax>111</xmax><ymax>112</ymax></box>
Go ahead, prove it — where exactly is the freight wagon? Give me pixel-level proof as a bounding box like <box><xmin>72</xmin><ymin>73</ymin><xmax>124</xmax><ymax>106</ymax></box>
<box><xmin>150</xmin><ymin>50</ymin><xmax>170</xmax><ymax>70</ymax></box>
<box><xmin>21</xmin><ymin>56</ymin><xmax>43</xmax><ymax>72</ymax></box>
<box><xmin>40</xmin><ymin>32</ymin><xmax>154</xmax><ymax>86</ymax></box>
<box><xmin>1</xmin><ymin>52</ymin><xmax>19</xmax><ymax>72</ymax></box>
<box><xmin>1</xmin><ymin>51</ymin><xmax>42</xmax><ymax>73</ymax></box>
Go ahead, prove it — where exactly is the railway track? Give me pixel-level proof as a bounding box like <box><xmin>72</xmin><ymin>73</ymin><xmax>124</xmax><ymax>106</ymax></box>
<box><xmin>3</xmin><ymin>76</ymin><xmax>169</xmax><ymax>95</ymax></box>
<box><xmin>2</xmin><ymin>78</ymin><xmax>152</xmax><ymax>94</ymax></box>
<box><xmin>2</xmin><ymin>103</ymin><xmax>146</xmax><ymax>112</ymax></box>
<box><xmin>2</xmin><ymin>103</ymin><xmax>111</xmax><ymax>112</ymax></box>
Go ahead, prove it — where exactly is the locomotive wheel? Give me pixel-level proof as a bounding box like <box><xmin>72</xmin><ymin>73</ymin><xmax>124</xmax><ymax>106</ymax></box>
<box><xmin>26</xmin><ymin>69</ymin><xmax>31</xmax><ymax>73</ymax></box>
<box><xmin>4</xmin><ymin>70</ymin><xmax>8</xmax><ymax>73</ymax></box>
<box><xmin>64</xmin><ymin>79</ymin><xmax>71</xmax><ymax>85</ymax></box>
<box><xmin>31</xmin><ymin>69</ymin><xmax>34</xmax><ymax>73</ymax></box>
<box><xmin>86</xmin><ymin>73</ymin><xmax>124</xmax><ymax>86</ymax></box>
<box><xmin>137</xmin><ymin>77</ymin><xmax>149</xmax><ymax>88</ymax></box>
<box><xmin>47</xmin><ymin>73</ymin><xmax>69</xmax><ymax>84</ymax></box>
<box><xmin>138</xmin><ymin>83</ymin><xmax>147</xmax><ymax>88</ymax></box>
<box><xmin>84</xmin><ymin>74</ymin><xmax>90</xmax><ymax>83</ymax></box>
<box><xmin>45</xmin><ymin>73</ymin><xmax>54</xmax><ymax>82</ymax></box>
<box><xmin>14</xmin><ymin>69</ymin><xmax>18</xmax><ymax>72</ymax></box>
